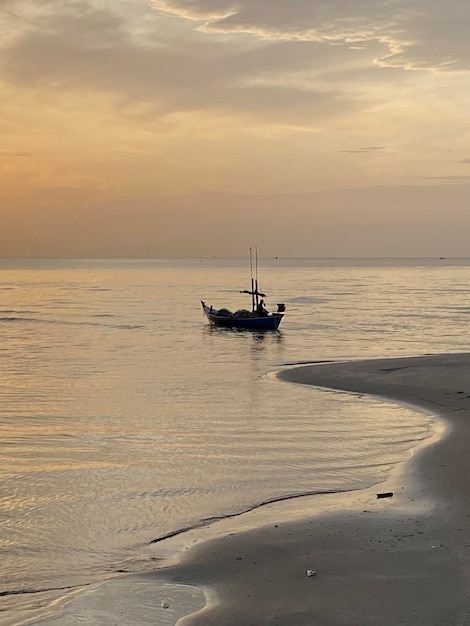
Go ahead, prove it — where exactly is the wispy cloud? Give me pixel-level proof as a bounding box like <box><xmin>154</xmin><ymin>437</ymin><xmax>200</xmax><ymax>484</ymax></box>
<box><xmin>420</xmin><ymin>175</ymin><xmax>470</xmax><ymax>183</ymax></box>
<box><xmin>0</xmin><ymin>1</ymin><xmax>368</xmax><ymax>124</ymax></box>
<box><xmin>0</xmin><ymin>151</ymin><xmax>33</xmax><ymax>157</ymax></box>
<box><xmin>0</xmin><ymin>0</ymin><xmax>467</xmax><ymax>142</ymax></box>
<box><xmin>154</xmin><ymin>0</ymin><xmax>470</xmax><ymax>70</ymax></box>
<box><xmin>339</xmin><ymin>146</ymin><xmax>386</xmax><ymax>153</ymax></box>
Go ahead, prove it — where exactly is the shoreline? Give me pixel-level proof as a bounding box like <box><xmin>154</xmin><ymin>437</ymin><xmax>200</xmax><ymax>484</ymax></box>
<box><xmin>28</xmin><ymin>353</ymin><xmax>470</xmax><ymax>625</ymax></box>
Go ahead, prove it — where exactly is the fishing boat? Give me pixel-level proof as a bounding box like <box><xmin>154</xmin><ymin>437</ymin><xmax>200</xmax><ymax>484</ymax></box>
<box><xmin>201</xmin><ymin>248</ymin><xmax>285</xmax><ymax>331</ymax></box>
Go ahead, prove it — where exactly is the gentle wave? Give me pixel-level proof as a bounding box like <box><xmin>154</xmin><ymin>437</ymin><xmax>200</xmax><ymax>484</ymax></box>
<box><xmin>149</xmin><ymin>487</ymin><xmax>351</xmax><ymax>545</ymax></box>
<box><xmin>0</xmin><ymin>316</ymin><xmax>40</xmax><ymax>323</ymax></box>
<box><xmin>0</xmin><ymin>584</ymin><xmax>81</xmax><ymax>598</ymax></box>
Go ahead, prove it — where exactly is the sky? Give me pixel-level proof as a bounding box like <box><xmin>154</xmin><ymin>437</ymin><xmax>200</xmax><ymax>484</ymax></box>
<box><xmin>1</xmin><ymin>0</ymin><xmax>470</xmax><ymax>257</ymax></box>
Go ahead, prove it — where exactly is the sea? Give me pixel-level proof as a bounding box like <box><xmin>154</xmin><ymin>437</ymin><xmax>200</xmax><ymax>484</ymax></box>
<box><xmin>1</xmin><ymin>256</ymin><xmax>470</xmax><ymax>624</ymax></box>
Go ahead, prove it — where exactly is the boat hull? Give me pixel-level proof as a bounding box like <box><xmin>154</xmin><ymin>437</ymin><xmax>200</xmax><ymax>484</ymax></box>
<box><xmin>201</xmin><ymin>302</ymin><xmax>283</xmax><ymax>330</ymax></box>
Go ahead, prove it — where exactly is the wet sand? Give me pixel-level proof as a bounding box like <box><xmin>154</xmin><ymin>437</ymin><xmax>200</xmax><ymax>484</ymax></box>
<box><xmin>33</xmin><ymin>353</ymin><xmax>470</xmax><ymax>625</ymax></box>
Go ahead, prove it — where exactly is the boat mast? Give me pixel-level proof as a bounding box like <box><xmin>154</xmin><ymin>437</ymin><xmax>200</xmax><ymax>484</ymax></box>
<box><xmin>254</xmin><ymin>245</ymin><xmax>260</xmax><ymax>311</ymax></box>
<box><xmin>241</xmin><ymin>247</ymin><xmax>265</xmax><ymax>312</ymax></box>
<box><xmin>250</xmin><ymin>247</ymin><xmax>255</xmax><ymax>312</ymax></box>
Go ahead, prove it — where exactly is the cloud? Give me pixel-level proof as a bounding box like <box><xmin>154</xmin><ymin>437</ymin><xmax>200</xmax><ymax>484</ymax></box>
<box><xmin>0</xmin><ymin>0</ymin><xmax>370</xmax><ymax>124</ymax></box>
<box><xmin>5</xmin><ymin>0</ymin><xmax>467</xmax><ymax>139</ymax></box>
<box><xmin>339</xmin><ymin>146</ymin><xmax>386</xmax><ymax>154</ymax></box>
<box><xmin>2</xmin><ymin>0</ymin><xmax>469</xmax><ymax>128</ymax></box>
<box><xmin>154</xmin><ymin>0</ymin><xmax>470</xmax><ymax>71</ymax></box>
<box><xmin>0</xmin><ymin>151</ymin><xmax>32</xmax><ymax>156</ymax></box>
<box><xmin>419</xmin><ymin>176</ymin><xmax>470</xmax><ymax>183</ymax></box>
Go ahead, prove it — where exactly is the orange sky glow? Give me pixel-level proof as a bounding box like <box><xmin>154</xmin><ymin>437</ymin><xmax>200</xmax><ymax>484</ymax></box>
<box><xmin>1</xmin><ymin>0</ymin><xmax>470</xmax><ymax>257</ymax></box>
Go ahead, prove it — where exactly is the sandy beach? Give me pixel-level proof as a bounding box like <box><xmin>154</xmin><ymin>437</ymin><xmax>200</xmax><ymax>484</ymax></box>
<box><xmin>34</xmin><ymin>352</ymin><xmax>470</xmax><ymax>625</ymax></box>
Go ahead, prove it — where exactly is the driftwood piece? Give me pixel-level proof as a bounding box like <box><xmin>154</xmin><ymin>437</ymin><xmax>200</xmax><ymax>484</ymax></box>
<box><xmin>376</xmin><ymin>492</ymin><xmax>394</xmax><ymax>499</ymax></box>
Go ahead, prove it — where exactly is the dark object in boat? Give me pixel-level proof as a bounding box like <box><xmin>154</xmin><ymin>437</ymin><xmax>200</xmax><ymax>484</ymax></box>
<box><xmin>233</xmin><ymin>309</ymin><xmax>252</xmax><ymax>317</ymax></box>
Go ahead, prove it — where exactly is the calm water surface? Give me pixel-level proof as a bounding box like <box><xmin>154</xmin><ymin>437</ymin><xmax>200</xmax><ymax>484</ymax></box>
<box><xmin>1</xmin><ymin>257</ymin><xmax>470</xmax><ymax>623</ymax></box>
